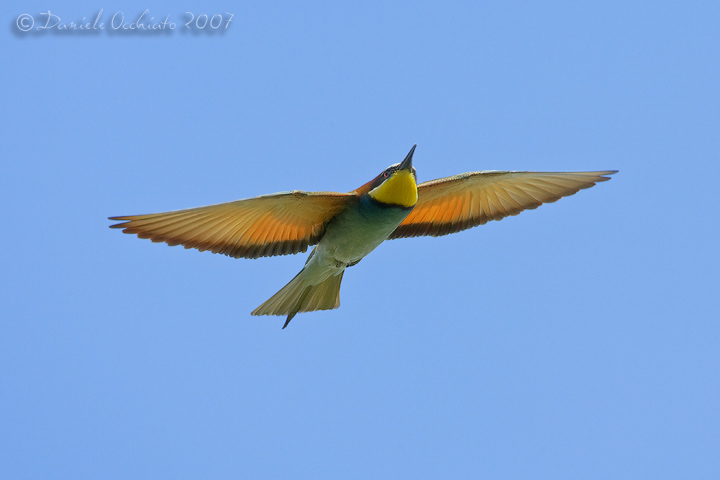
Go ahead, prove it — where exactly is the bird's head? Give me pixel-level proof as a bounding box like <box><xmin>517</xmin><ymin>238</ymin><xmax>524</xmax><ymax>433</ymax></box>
<box><xmin>356</xmin><ymin>145</ymin><xmax>418</xmax><ymax>209</ymax></box>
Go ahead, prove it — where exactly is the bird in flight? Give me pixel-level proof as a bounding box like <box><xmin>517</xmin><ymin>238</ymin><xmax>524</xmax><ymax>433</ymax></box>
<box><xmin>110</xmin><ymin>145</ymin><xmax>616</xmax><ymax>328</ymax></box>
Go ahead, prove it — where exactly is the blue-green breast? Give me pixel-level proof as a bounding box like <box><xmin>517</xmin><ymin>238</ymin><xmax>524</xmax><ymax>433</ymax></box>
<box><xmin>317</xmin><ymin>196</ymin><xmax>414</xmax><ymax>266</ymax></box>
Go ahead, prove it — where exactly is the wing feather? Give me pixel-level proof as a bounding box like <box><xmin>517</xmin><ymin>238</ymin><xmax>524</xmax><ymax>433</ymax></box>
<box><xmin>389</xmin><ymin>171</ymin><xmax>616</xmax><ymax>239</ymax></box>
<box><xmin>110</xmin><ymin>191</ymin><xmax>356</xmax><ymax>259</ymax></box>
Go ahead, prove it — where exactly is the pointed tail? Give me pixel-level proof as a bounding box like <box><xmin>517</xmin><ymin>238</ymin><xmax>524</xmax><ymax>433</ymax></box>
<box><xmin>251</xmin><ymin>269</ymin><xmax>345</xmax><ymax>328</ymax></box>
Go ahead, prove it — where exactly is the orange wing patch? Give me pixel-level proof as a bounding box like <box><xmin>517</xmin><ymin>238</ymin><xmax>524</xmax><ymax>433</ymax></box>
<box><xmin>110</xmin><ymin>191</ymin><xmax>356</xmax><ymax>259</ymax></box>
<box><xmin>389</xmin><ymin>171</ymin><xmax>616</xmax><ymax>239</ymax></box>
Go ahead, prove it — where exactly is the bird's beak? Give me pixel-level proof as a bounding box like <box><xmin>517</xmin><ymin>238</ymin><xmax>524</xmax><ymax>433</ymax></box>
<box><xmin>399</xmin><ymin>144</ymin><xmax>416</xmax><ymax>171</ymax></box>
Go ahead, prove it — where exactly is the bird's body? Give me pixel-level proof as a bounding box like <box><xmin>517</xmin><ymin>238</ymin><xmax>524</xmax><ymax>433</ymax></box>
<box><xmin>249</xmin><ymin>195</ymin><xmax>413</xmax><ymax>327</ymax></box>
<box><xmin>316</xmin><ymin>194</ymin><xmax>414</xmax><ymax>268</ymax></box>
<box><xmin>110</xmin><ymin>146</ymin><xmax>616</xmax><ymax>328</ymax></box>
<box><xmin>252</xmin><ymin>151</ymin><xmax>418</xmax><ymax>326</ymax></box>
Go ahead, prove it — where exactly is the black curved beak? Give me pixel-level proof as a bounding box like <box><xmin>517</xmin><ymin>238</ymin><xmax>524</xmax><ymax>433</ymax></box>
<box><xmin>399</xmin><ymin>144</ymin><xmax>416</xmax><ymax>171</ymax></box>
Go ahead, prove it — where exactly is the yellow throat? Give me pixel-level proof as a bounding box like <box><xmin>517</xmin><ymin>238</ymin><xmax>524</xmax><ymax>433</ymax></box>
<box><xmin>369</xmin><ymin>169</ymin><xmax>418</xmax><ymax>208</ymax></box>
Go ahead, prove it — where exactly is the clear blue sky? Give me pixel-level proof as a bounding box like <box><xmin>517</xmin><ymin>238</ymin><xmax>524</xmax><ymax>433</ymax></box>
<box><xmin>3</xmin><ymin>1</ymin><xmax>718</xmax><ymax>478</ymax></box>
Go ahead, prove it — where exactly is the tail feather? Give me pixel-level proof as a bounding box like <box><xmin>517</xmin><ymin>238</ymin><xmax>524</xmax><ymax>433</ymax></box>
<box><xmin>251</xmin><ymin>269</ymin><xmax>344</xmax><ymax>328</ymax></box>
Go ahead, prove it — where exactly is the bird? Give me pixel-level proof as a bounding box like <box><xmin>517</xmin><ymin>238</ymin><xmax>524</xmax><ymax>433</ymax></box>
<box><xmin>109</xmin><ymin>145</ymin><xmax>616</xmax><ymax>328</ymax></box>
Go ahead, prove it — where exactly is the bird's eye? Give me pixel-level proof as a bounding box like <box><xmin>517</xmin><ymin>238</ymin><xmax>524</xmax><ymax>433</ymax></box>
<box><xmin>383</xmin><ymin>171</ymin><xmax>390</xmax><ymax>178</ymax></box>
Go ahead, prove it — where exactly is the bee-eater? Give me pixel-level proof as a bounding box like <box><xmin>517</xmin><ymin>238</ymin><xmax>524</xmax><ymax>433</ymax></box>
<box><xmin>110</xmin><ymin>145</ymin><xmax>616</xmax><ymax>328</ymax></box>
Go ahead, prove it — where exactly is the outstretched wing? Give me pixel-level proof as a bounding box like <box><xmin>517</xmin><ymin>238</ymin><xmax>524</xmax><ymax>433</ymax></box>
<box><xmin>109</xmin><ymin>191</ymin><xmax>356</xmax><ymax>259</ymax></box>
<box><xmin>389</xmin><ymin>171</ymin><xmax>616</xmax><ymax>239</ymax></box>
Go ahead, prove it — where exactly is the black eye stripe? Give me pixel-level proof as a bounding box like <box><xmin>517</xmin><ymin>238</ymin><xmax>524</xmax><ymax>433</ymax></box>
<box><xmin>370</xmin><ymin>166</ymin><xmax>401</xmax><ymax>190</ymax></box>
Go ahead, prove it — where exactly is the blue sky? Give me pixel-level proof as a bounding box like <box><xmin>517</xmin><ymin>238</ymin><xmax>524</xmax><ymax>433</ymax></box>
<box><xmin>2</xmin><ymin>1</ymin><xmax>718</xmax><ymax>478</ymax></box>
